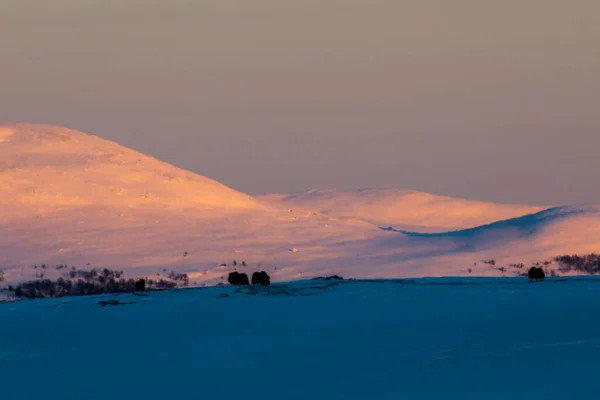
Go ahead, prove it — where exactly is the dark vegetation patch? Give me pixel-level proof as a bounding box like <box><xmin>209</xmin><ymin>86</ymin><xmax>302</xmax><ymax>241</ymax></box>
<box><xmin>68</xmin><ymin>267</ymin><xmax>123</xmax><ymax>280</ymax></box>
<box><xmin>484</xmin><ymin>253</ymin><xmax>600</xmax><ymax>278</ymax></box>
<box><xmin>167</xmin><ymin>271</ymin><xmax>189</xmax><ymax>286</ymax></box>
<box><xmin>554</xmin><ymin>254</ymin><xmax>600</xmax><ymax>274</ymax></box>
<box><xmin>8</xmin><ymin>267</ymin><xmax>180</xmax><ymax>299</ymax></box>
<box><xmin>12</xmin><ymin>277</ymin><xmax>137</xmax><ymax>298</ymax></box>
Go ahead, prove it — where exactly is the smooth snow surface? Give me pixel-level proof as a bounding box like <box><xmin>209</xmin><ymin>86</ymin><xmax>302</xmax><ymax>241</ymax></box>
<box><xmin>258</xmin><ymin>188</ymin><xmax>546</xmax><ymax>231</ymax></box>
<box><xmin>0</xmin><ymin>123</ymin><xmax>261</xmax><ymax>213</ymax></box>
<box><xmin>2</xmin><ymin>278</ymin><xmax>600</xmax><ymax>399</ymax></box>
<box><xmin>2</xmin><ymin>123</ymin><xmax>600</xmax><ymax>288</ymax></box>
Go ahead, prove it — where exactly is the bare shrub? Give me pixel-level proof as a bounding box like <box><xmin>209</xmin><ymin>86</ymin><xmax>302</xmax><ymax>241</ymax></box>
<box><xmin>10</xmin><ymin>265</ymin><xmax>184</xmax><ymax>299</ymax></box>
<box><xmin>168</xmin><ymin>271</ymin><xmax>189</xmax><ymax>286</ymax></box>
<box><xmin>12</xmin><ymin>277</ymin><xmax>139</xmax><ymax>299</ymax></box>
<box><xmin>554</xmin><ymin>254</ymin><xmax>600</xmax><ymax>274</ymax></box>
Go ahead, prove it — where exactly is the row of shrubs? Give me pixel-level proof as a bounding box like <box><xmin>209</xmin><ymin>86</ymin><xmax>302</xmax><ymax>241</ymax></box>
<box><xmin>32</xmin><ymin>264</ymin><xmax>71</xmax><ymax>270</ymax></box>
<box><xmin>554</xmin><ymin>254</ymin><xmax>600</xmax><ymax>274</ymax></box>
<box><xmin>7</xmin><ymin>277</ymin><xmax>179</xmax><ymax>299</ymax></box>
<box><xmin>2</xmin><ymin>266</ymin><xmax>183</xmax><ymax>298</ymax></box>
<box><xmin>10</xmin><ymin>278</ymin><xmax>138</xmax><ymax>298</ymax></box>
<box><xmin>167</xmin><ymin>271</ymin><xmax>189</xmax><ymax>286</ymax></box>
<box><xmin>498</xmin><ymin>254</ymin><xmax>600</xmax><ymax>277</ymax></box>
<box><xmin>8</xmin><ymin>270</ymin><xmax>268</xmax><ymax>298</ymax></box>
<box><xmin>1</xmin><ymin>264</ymin><xmax>256</xmax><ymax>298</ymax></box>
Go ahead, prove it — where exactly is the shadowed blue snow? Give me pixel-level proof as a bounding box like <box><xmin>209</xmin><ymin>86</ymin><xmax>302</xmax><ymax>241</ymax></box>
<box><xmin>2</xmin><ymin>277</ymin><xmax>600</xmax><ymax>399</ymax></box>
<box><xmin>382</xmin><ymin>206</ymin><xmax>590</xmax><ymax>239</ymax></box>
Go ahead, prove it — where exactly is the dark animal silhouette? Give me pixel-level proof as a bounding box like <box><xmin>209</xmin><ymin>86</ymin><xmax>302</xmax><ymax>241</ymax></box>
<box><xmin>228</xmin><ymin>272</ymin><xmax>249</xmax><ymax>286</ymax></box>
<box><xmin>135</xmin><ymin>278</ymin><xmax>146</xmax><ymax>291</ymax></box>
<box><xmin>528</xmin><ymin>267</ymin><xmax>545</xmax><ymax>282</ymax></box>
<box><xmin>312</xmin><ymin>275</ymin><xmax>344</xmax><ymax>281</ymax></box>
<box><xmin>251</xmin><ymin>271</ymin><xmax>271</xmax><ymax>286</ymax></box>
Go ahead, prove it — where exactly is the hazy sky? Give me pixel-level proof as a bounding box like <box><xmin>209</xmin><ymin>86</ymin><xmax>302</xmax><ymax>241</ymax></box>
<box><xmin>1</xmin><ymin>0</ymin><xmax>599</xmax><ymax>204</ymax></box>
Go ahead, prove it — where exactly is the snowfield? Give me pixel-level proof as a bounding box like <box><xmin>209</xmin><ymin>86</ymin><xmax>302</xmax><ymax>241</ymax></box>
<box><xmin>2</xmin><ymin>277</ymin><xmax>600</xmax><ymax>399</ymax></box>
<box><xmin>2</xmin><ymin>123</ymin><xmax>600</xmax><ymax>398</ymax></box>
<box><xmin>1</xmin><ymin>123</ymin><xmax>600</xmax><ymax>289</ymax></box>
<box><xmin>258</xmin><ymin>188</ymin><xmax>545</xmax><ymax>232</ymax></box>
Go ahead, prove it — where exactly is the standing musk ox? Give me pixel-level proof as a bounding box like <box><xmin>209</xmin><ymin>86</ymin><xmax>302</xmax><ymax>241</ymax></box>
<box><xmin>251</xmin><ymin>271</ymin><xmax>271</xmax><ymax>286</ymax></box>
<box><xmin>135</xmin><ymin>278</ymin><xmax>146</xmax><ymax>291</ymax></box>
<box><xmin>228</xmin><ymin>272</ymin><xmax>250</xmax><ymax>286</ymax></box>
<box><xmin>528</xmin><ymin>267</ymin><xmax>545</xmax><ymax>282</ymax></box>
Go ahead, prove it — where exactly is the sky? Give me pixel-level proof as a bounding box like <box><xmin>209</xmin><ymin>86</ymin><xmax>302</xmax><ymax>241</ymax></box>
<box><xmin>1</xmin><ymin>0</ymin><xmax>599</xmax><ymax>205</ymax></box>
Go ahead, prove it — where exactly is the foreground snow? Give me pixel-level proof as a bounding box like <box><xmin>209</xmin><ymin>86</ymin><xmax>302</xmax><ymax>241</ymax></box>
<box><xmin>2</xmin><ymin>277</ymin><xmax>600</xmax><ymax>399</ymax></box>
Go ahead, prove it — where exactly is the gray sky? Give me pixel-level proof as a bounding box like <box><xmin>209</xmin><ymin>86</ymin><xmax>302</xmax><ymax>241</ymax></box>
<box><xmin>1</xmin><ymin>0</ymin><xmax>599</xmax><ymax>205</ymax></box>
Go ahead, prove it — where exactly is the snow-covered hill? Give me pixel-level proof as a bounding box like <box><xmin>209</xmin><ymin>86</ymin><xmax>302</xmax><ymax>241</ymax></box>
<box><xmin>1</xmin><ymin>123</ymin><xmax>599</xmax><ymax>289</ymax></box>
<box><xmin>3</xmin><ymin>277</ymin><xmax>600</xmax><ymax>399</ymax></box>
<box><xmin>0</xmin><ymin>123</ymin><xmax>261</xmax><ymax>217</ymax></box>
<box><xmin>258</xmin><ymin>189</ymin><xmax>545</xmax><ymax>232</ymax></box>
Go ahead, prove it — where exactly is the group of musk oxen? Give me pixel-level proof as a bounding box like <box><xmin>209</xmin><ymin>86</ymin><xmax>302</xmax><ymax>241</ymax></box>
<box><xmin>228</xmin><ymin>271</ymin><xmax>271</xmax><ymax>286</ymax></box>
<box><xmin>132</xmin><ymin>267</ymin><xmax>542</xmax><ymax>292</ymax></box>
<box><xmin>131</xmin><ymin>271</ymin><xmax>270</xmax><ymax>293</ymax></box>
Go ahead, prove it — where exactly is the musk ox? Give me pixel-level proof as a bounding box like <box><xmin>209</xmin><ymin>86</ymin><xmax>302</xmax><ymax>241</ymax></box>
<box><xmin>528</xmin><ymin>267</ymin><xmax>545</xmax><ymax>282</ymax></box>
<box><xmin>228</xmin><ymin>272</ymin><xmax>250</xmax><ymax>286</ymax></box>
<box><xmin>134</xmin><ymin>278</ymin><xmax>146</xmax><ymax>291</ymax></box>
<box><xmin>251</xmin><ymin>271</ymin><xmax>271</xmax><ymax>286</ymax></box>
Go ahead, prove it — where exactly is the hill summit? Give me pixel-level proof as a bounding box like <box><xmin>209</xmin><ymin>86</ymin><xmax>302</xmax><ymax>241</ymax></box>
<box><xmin>0</xmin><ymin>123</ymin><xmax>261</xmax><ymax>219</ymax></box>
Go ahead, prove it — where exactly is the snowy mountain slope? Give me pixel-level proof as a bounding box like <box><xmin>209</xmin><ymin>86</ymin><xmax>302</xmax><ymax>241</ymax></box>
<box><xmin>0</xmin><ymin>123</ymin><xmax>261</xmax><ymax>221</ymax></box>
<box><xmin>372</xmin><ymin>205</ymin><xmax>600</xmax><ymax>276</ymax></box>
<box><xmin>2</xmin><ymin>277</ymin><xmax>600</xmax><ymax>399</ymax></box>
<box><xmin>258</xmin><ymin>189</ymin><xmax>545</xmax><ymax>232</ymax></box>
<box><xmin>1</xmin><ymin>123</ymin><xmax>600</xmax><ymax>289</ymax></box>
<box><xmin>0</xmin><ymin>124</ymin><xmax>384</xmax><ymax>284</ymax></box>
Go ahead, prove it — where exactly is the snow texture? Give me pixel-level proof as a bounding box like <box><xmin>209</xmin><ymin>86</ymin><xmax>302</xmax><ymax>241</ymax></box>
<box><xmin>2</xmin><ymin>277</ymin><xmax>600</xmax><ymax>399</ymax></box>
